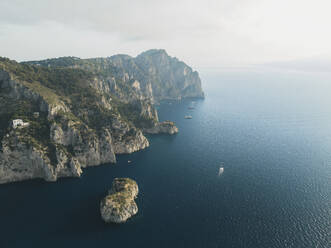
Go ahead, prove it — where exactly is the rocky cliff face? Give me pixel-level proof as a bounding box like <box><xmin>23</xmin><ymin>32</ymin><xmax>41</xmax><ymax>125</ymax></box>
<box><xmin>0</xmin><ymin>59</ymin><xmax>151</xmax><ymax>184</ymax></box>
<box><xmin>0</xmin><ymin>130</ymin><xmax>82</xmax><ymax>184</ymax></box>
<box><xmin>108</xmin><ymin>49</ymin><xmax>204</xmax><ymax>103</ymax></box>
<box><xmin>26</xmin><ymin>49</ymin><xmax>204</xmax><ymax>103</ymax></box>
<box><xmin>100</xmin><ymin>178</ymin><xmax>139</xmax><ymax>224</ymax></box>
<box><xmin>0</xmin><ymin>49</ymin><xmax>203</xmax><ymax>184</ymax></box>
<box><xmin>143</xmin><ymin>121</ymin><xmax>179</xmax><ymax>135</ymax></box>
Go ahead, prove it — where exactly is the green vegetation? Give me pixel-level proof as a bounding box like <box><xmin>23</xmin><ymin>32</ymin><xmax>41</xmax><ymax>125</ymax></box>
<box><xmin>0</xmin><ymin>97</ymin><xmax>58</xmax><ymax>164</ymax></box>
<box><xmin>105</xmin><ymin>178</ymin><xmax>138</xmax><ymax>211</ymax></box>
<box><xmin>23</xmin><ymin>56</ymin><xmax>82</xmax><ymax>67</ymax></box>
<box><xmin>22</xmin><ymin>56</ymin><xmax>119</xmax><ymax>78</ymax></box>
<box><xmin>0</xmin><ymin>96</ymin><xmax>38</xmax><ymax>140</ymax></box>
<box><xmin>0</xmin><ymin>56</ymin><xmax>160</xmax><ymax>166</ymax></box>
<box><xmin>105</xmin><ymin>191</ymin><xmax>133</xmax><ymax>206</ymax></box>
<box><xmin>112</xmin><ymin>98</ymin><xmax>156</xmax><ymax>128</ymax></box>
<box><xmin>1</xmin><ymin>57</ymin><xmax>94</xmax><ymax>99</ymax></box>
<box><xmin>2</xmin><ymin>56</ymin><xmax>158</xmax><ymax>128</ymax></box>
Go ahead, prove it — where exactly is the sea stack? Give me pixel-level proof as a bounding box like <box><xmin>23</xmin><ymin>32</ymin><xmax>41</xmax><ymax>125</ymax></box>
<box><xmin>143</xmin><ymin>121</ymin><xmax>179</xmax><ymax>135</ymax></box>
<box><xmin>100</xmin><ymin>178</ymin><xmax>139</xmax><ymax>224</ymax></box>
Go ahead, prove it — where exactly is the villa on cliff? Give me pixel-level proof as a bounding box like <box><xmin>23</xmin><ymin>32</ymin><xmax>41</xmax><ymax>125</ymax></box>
<box><xmin>12</xmin><ymin>119</ymin><xmax>29</xmax><ymax>129</ymax></box>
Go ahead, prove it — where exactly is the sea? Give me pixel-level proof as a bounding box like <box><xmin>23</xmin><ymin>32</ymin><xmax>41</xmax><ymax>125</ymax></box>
<box><xmin>1</xmin><ymin>67</ymin><xmax>330</xmax><ymax>248</ymax></box>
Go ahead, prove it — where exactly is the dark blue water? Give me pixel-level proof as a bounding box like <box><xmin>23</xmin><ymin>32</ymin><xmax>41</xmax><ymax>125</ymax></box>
<box><xmin>1</xmin><ymin>68</ymin><xmax>330</xmax><ymax>248</ymax></box>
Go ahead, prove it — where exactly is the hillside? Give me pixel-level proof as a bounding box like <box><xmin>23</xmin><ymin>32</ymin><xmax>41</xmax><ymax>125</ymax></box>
<box><xmin>0</xmin><ymin>49</ymin><xmax>202</xmax><ymax>184</ymax></box>
<box><xmin>26</xmin><ymin>49</ymin><xmax>204</xmax><ymax>103</ymax></box>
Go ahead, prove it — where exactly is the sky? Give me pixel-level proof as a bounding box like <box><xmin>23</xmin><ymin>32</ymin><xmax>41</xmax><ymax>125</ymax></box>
<box><xmin>0</xmin><ymin>0</ymin><xmax>331</xmax><ymax>68</ymax></box>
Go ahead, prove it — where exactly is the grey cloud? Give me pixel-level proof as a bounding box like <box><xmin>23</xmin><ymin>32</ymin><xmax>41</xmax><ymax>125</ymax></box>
<box><xmin>0</xmin><ymin>0</ymin><xmax>330</xmax><ymax>67</ymax></box>
<box><xmin>0</xmin><ymin>0</ymin><xmax>235</xmax><ymax>39</ymax></box>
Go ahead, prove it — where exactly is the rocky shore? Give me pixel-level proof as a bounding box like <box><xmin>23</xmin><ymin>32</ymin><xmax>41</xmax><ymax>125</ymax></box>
<box><xmin>0</xmin><ymin>49</ymin><xmax>203</xmax><ymax>184</ymax></box>
<box><xmin>143</xmin><ymin>121</ymin><xmax>179</xmax><ymax>135</ymax></box>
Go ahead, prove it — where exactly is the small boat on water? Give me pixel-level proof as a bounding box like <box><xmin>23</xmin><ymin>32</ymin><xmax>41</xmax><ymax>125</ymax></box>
<box><xmin>188</xmin><ymin>102</ymin><xmax>195</xmax><ymax>109</ymax></box>
<box><xmin>218</xmin><ymin>167</ymin><xmax>224</xmax><ymax>175</ymax></box>
<box><xmin>184</xmin><ymin>115</ymin><xmax>192</xmax><ymax>119</ymax></box>
<box><xmin>128</xmin><ymin>160</ymin><xmax>132</xmax><ymax>164</ymax></box>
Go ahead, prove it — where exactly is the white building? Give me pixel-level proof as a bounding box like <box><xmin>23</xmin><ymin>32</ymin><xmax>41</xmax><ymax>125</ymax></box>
<box><xmin>12</xmin><ymin>119</ymin><xmax>23</xmax><ymax>128</ymax></box>
<box><xmin>12</xmin><ymin>119</ymin><xmax>29</xmax><ymax>129</ymax></box>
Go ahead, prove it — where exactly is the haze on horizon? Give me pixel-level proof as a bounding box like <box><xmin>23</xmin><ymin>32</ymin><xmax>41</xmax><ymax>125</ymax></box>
<box><xmin>0</xmin><ymin>0</ymin><xmax>330</xmax><ymax>68</ymax></box>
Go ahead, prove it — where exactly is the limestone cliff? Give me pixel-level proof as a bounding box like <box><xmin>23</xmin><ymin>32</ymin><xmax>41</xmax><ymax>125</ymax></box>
<box><xmin>25</xmin><ymin>49</ymin><xmax>204</xmax><ymax>103</ymax></box>
<box><xmin>143</xmin><ymin>121</ymin><xmax>179</xmax><ymax>135</ymax></box>
<box><xmin>108</xmin><ymin>49</ymin><xmax>204</xmax><ymax>103</ymax></box>
<box><xmin>135</xmin><ymin>49</ymin><xmax>204</xmax><ymax>101</ymax></box>
<box><xmin>0</xmin><ymin>59</ymin><xmax>151</xmax><ymax>184</ymax></box>
<box><xmin>0</xmin><ymin>49</ymin><xmax>203</xmax><ymax>184</ymax></box>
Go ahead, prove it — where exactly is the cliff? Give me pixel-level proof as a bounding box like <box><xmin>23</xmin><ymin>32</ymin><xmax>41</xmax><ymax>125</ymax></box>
<box><xmin>100</xmin><ymin>178</ymin><xmax>139</xmax><ymax>224</ymax></box>
<box><xmin>107</xmin><ymin>49</ymin><xmax>204</xmax><ymax>103</ymax></box>
<box><xmin>0</xmin><ymin>49</ymin><xmax>201</xmax><ymax>184</ymax></box>
<box><xmin>26</xmin><ymin>49</ymin><xmax>204</xmax><ymax>103</ymax></box>
<box><xmin>143</xmin><ymin>121</ymin><xmax>178</xmax><ymax>135</ymax></box>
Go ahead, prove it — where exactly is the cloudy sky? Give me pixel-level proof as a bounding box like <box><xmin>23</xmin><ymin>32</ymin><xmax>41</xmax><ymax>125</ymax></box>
<box><xmin>0</xmin><ymin>0</ymin><xmax>330</xmax><ymax>68</ymax></box>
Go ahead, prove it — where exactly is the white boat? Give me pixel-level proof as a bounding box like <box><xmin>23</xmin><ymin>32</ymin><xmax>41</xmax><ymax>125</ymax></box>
<box><xmin>218</xmin><ymin>167</ymin><xmax>224</xmax><ymax>175</ymax></box>
<box><xmin>128</xmin><ymin>160</ymin><xmax>132</xmax><ymax>164</ymax></box>
<box><xmin>184</xmin><ymin>115</ymin><xmax>192</xmax><ymax>119</ymax></box>
<box><xmin>188</xmin><ymin>102</ymin><xmax>195</xmax><ymax>109</ymax></box>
